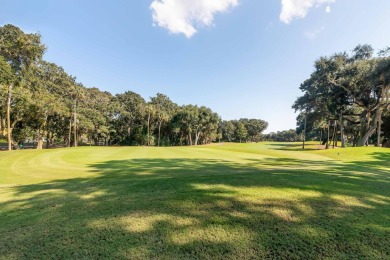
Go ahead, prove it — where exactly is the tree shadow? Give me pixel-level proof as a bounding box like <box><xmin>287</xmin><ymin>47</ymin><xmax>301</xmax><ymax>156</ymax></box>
<box><xmin>1</xmin><ymin>154</ymin><xmax>389</xmax><ymax>258</ymax></box>
<box><xmin>266</xmin><ymin>142</ymin><xmax>321</xmax><ymax>151</ymax></box>
<box><xmin>352</xmin><ymin>151</ymin><xmax>390</xmax><ymax>171</ymax></box>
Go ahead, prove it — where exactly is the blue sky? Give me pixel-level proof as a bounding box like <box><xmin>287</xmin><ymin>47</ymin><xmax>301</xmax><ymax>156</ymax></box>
<box><xmin>1</xmin><ymin>0</ymin><xmax>390</xmax><ymax>132</ymax></box>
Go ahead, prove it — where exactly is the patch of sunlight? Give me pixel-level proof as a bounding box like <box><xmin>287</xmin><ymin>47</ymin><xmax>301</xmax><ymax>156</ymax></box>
<box><xmin>294</xmin><ymin>203</ymin><xmax>315</xmax><ymax>215</ymax></box>
<box><xmin>214</xmin><ymin>200</ymin><xmax>232</xmax><ymax>208</ymax></box>
<box><xmin>80</xmin><ymin>190</ymin><xmax>107</xmax><ymax>200</ymax></box>
<box><xmin>0</xmin><ymin>191</ymin><xmax>16</xmax><ymax>203</ymax></box>
<box><xmin>355</xmin><ymin>244</ymin><xmax>384</xmax><ymax>258</ymax></box>
<box><xmin>327</xmin><ymin>207</ymin><xmax>353</xmax><ymax>218</ymax></box>
<box><xmin>243</xmin><ymin>199</ymin><xmax>315</xmax><ymax>222</ymax></box>
<box><xmin>365</xmin><ymin>223</ymin><xmax>390</xmax><ymax>232</ymax></box>
<box><xmin>313</xmin><ymin>146</ymin><xmax>389</xmax><ymax>163</ymax></box>
<box><xmin>27</xmin><ymin>188</ymin><xmax>67</xmax><ymax>196</ymax></box>
<box><xmin>89</xmin><ymin>214</ymin><xmax>199</xmax><ymax>234</ymax></box>
<box><xmin>123</xmin><ymin>214</ymin><xmax>199</xmax><ymax>233</ymax></box>
<box><xmin>0</xmin><ymin>188</ymin><xmax>67</xmax><ymax>204</ymax></box>
<box><xmin>330</xmin><ymin>195</ymin><xmax>373</xmax><ymax>208</ymax></box>
<box><xmin>237</xmin><ymin>188</ymin><xmax>322</xmax><ymax>200</ymax></box>
<box><xmin>293</xmin><ymin>226</ymin><xmax>329</xmax><ymax>239</ymax></box>
<box><xmin>170</xmin><ymin>225</ymin><xmax>253</xmax><ymax>246</ymax></box>
<box><xmin>0</xmin><ymin>184</ymin><xmax>17</xmax><ymax>189</ymax></box>
<box><xmin>190</xmin><ymin>184</ymin><xmax>237</xmax><ymax>197</ymax></box>
<box><xmin>229</xmin><ymin>211</ymin><xmax>251</xmax><ymax>219</ymax></box>
<box><xmin>121</xmin><ymin>246</ymin><xmax>151</xmax><ymax>259</ymax></box>
<box><xmin>269</xmin><ymin>207</ymin><xmax>301</xmax><ymax>222</ymax></box>
<box><xmin>366</xmin><ymin>195</ymin><xmax>390</xmax><ymax>205</ymax></box>
<box><xmin>191</xmin><ymin>184</ymin><xmax>323</xmax><ymax>201</ymax></box>
<box><xmin>122</xmin><ymin>170</ymin><xmax>155</xmax><ymax>176</ymax></box>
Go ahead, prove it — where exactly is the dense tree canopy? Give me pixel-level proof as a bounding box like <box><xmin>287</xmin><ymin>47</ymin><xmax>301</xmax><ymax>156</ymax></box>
<box><xmin>0</xmin><ymin>24</ymin><xmax>268</xmax><ymax>149</ymax></box>
<box><xmin>219</xmin><ymin>119</ymin><xmax>268</xmax><ymax>143</ymax></box>
<box><xmin>293</xmin><ymin>44</ymin><xmax>390</xmax><ymax>147</ymax></box>
<box><xmin>264</xmin><ymin>130</ymin><xmax>302</xmax><ymax>142</ymax></box>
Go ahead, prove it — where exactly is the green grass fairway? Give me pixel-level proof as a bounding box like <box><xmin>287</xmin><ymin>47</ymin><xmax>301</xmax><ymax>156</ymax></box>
<box><xmin>1</xmin><ymin>143</ymin><xmax>389</xmax><ymax>259</ymax></box>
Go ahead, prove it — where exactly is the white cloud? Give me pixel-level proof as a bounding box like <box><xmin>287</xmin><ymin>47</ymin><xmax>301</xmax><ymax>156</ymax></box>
<box><xmin>325</xmin><ymin>5</ymin><xmax>331</xmax><ymax>13</ymax></box>
<box><xmin>150</xmin><ymin>0</ymin><xmax>239</xmax><ymax>38</ymax></box>
<box><xmin>280</xmin><ymin>0</ymin><xmax>335</xmax><ymax>24</ymax></box>
<box><xmin>304</xmin><ymin>26</ymin><xmax>325</xmax><ymax>39</ymax></box>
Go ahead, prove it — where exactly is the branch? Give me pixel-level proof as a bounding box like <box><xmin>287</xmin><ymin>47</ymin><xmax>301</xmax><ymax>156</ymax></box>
<box><xmin>344</xmin><ymin>117</ymin><xmax>361</xmax><ymax>124</ymax></box>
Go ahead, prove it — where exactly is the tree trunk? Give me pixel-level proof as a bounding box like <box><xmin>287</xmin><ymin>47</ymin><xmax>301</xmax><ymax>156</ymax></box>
<box><xmin>0</xmin><ymin>115</ymin><xmax>3</xmax><ymax>135</ymax></box>
<box><xmin>46</xmin><ymin>131</ymin><xmax>50</xmax><ymax>149</ymax></box>
<box><xmin>326</xmin><ymin>121</ymin><xmax>330</xmax><ymax>149</ymax></box>
<box><xmin>359</xmin><ymin>128</ymin><xmax>376</xmax><ymax>146</ymax></box>
<box><xmin>158</xmin><ymin>123</ymin><xmax>161</xmax><ymax>147</ymax></box>
<box><xmin>302</xmin><ymin>113</ymin><xmax>307</xmax><ymax>150</ymax></box>
<box><xmin>147</xmin><ymin>111</ymin><xmax>150</xmax><ymax>146</ymax></box>
<box><xmin>332</xmin><ymin>120</ymin><xmax>337</xmax><ymax>149</ymax></box>
<box><xmin>73</xmin><ymin>110</ymin><xmax>77</xmax><ymax>147</ymax></box>
<box><xmin>319</xmin><ymin>129</ymin><xmax>323</xmax><ymax>145</ymax></box>
<box><xmin>37</xmin><ymin>129</ymin><xmax>43</xmax><ymax>150</ymax></box>
<box><xmin>194</xmin><ymin>130</ymin><xmax>198</xmax><ymax>146</ymax></box>
<box><xmin>339</xmin><ymin>113</ymin><xmax>345</xmax><ymax>148</ymax></box>
<box><xmin>195</xmin><ymin>131</ymin><xmax>201</xmax><ymax>146</ymax></box>
<box><xmin>45</xmin><ymin>116</ymin><xmax>50</xmax><ymax>149</ymax></box>
<box><xmin>358</xmin><ymin>107</ymin><xmax>384</xmax><ymax>146</ymax></box>
<box><xmin>353</xmin><ymin>131</ymin><xmax>359</xmax><ymax>147</ymax></box>
<box><xmin>377</xmin><ymin>116</ymin><xmax>382</xmax><ymax>147</ymax></box>
<box><xmin>7</xmin><ymin>85</ymin><xmax>12</xmax><ymax>151</ymax></box>
<box><xmin>68</xmin><ymin>119</ymin><xmax>72</xmax><ymax>147</ymax></box>
<box><xmin>188</xmin><ymin>132</ymin><xmax>192</xmax><ymax>146</ymax></box>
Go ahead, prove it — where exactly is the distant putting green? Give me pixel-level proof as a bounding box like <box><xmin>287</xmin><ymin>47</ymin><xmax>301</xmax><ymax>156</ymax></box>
<box><xmin>0</xmin><ymin>143</ymin><xmax>389</xmax><ymax>259</ymax></box>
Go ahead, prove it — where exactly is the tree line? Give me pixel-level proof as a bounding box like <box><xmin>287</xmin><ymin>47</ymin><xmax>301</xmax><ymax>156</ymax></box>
<box><xmin>0</xmin><ymin>24</ymin><xmax>268</xmax><ymax>150</ymax></box>
<box><xmin>263</xmin><ymin>130</ymin><xmax>302</xmax><ymax>142</ymax></box>
<box><xmin>293</xmin><ymin>44</ymin><xmax>390</xmax><ymax>148</ymax></box>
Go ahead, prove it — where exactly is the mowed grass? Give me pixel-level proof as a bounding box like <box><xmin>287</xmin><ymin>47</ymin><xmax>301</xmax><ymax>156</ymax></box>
<box><xmin>0</xmin><ymin>143</ymin><xmax>389</xmax><ymax>259</ymax></box>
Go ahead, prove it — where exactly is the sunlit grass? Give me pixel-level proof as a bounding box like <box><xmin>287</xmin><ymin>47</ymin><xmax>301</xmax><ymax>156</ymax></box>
<box><xmin>0</xmin><ymin>143</ymin><xmax>389</xmax><ymax>259</ymax></box>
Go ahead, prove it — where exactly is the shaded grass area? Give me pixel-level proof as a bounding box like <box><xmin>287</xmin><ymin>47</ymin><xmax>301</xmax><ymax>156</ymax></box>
<box><xmin>265</xmin><ymin>142</ymin><xmax>322</xmax><ymax>151</ymax></box>
<box><xmin>0</xmin><ymin>144</ymin><xmax>389</xmax><ymax>259</ymax></box>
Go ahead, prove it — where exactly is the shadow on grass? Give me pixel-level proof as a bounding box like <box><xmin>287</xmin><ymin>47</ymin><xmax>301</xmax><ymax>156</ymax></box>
<box><xmin>266</xmin><ymin>142</ymin><xmax>321</xmax><ymax>151</ymax></box>
<box><xmin>0</xmin><ymin>153</ymin><xmax>389</xmax><ymax>258</ymax></box>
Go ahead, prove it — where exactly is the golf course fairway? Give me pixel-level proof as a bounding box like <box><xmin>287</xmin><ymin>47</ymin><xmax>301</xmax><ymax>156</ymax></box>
<box><xmin>0</xmin><ymin>142</ymin><xmax>389</xmax><ymax>259</ymax></box>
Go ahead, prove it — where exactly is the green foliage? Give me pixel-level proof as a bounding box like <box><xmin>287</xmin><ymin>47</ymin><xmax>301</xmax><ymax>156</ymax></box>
<box><xmin>0</xmin><ymin>24</ymin><xmax>268</xmax><ymax>147</ymax></box>
<box><xmin>293</xmin><ymin>44</ymin><xmax>390</xmax><ymax>147</ymax></box>
<box><xmin>219</xmin><ymin>119</ymin><xmax>268</xmax><ymax>143</ymax></box>
<box><xmin>264</xmin><ymin>129</ymin><xmax>302</xmax><ymax>142</ymax></box>
<box><xmin>0</xmin><ymin>56</ymin><xmax>13</xmax><ymax>85</ymax></box>
<box><xmin>0</xmin><ymin>24</ymin><xmax>45</xmax><ymax>71</ymax></box>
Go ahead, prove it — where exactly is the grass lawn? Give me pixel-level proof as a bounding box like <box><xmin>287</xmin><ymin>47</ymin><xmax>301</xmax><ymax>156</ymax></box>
<box><xmin>0</xmin><ymin>142</ymin><xmax>389</xmax><ymax>259</ymax></box>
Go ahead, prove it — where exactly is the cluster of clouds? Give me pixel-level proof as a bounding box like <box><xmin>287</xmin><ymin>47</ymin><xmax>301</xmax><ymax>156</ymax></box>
<box><xmin>280</xmin><ymin>0</ymin><xmax>335</xmax><ymax>24</ymax></box>
<box><xmin>150</xmin><ymin>0</ymin><xmax>238</xmax><ymax>38</ymax></box>
<box><xmin>150</xmin><ymin>0</ymin><xmax>335</xmax><ymax>38</ymax></box>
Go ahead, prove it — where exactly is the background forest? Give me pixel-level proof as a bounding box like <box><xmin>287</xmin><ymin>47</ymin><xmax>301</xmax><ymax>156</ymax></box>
<box><xmin>0</xmin><ymin>24</ymin><xmax>268</xmax><ymax>149</ymax></box>
<box><xmin>0</xmin><ymin>25</ymin><xmax>389</xmax><ymax>150</ymax></box>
